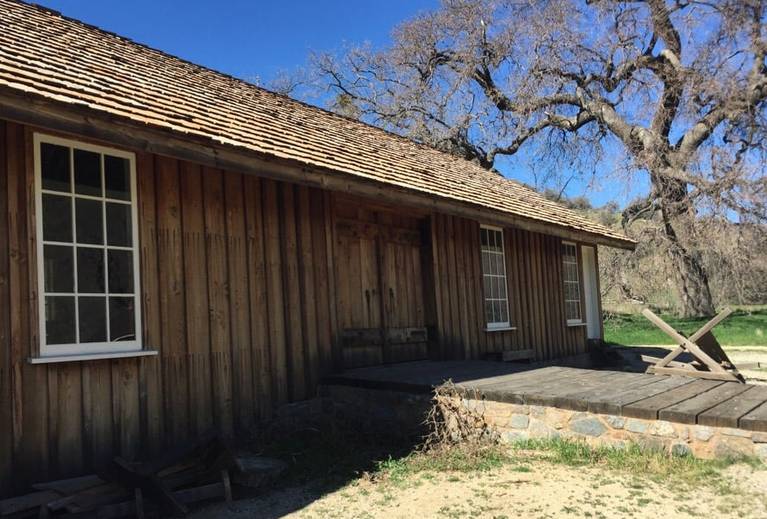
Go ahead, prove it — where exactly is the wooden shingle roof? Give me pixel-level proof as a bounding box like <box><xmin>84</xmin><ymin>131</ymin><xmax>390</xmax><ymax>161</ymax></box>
<box><xmin>0</xmin><ymin>0</ymin><xmax>634</xmax><ymax>248</ymax></box>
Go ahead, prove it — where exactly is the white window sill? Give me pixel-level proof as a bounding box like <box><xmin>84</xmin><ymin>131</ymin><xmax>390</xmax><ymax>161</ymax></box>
<box><xmin>485</xmin><ymin>326</ymin><xmax>517</xmax><ymax>332</ymax></box>
<box><xmin>28</xmin><ymin>350</ymin><xmax>159</xmax><ymax>364</ymax></box>
<box><xmin>567</xmin><ymin>321</ymin><xmax>587</xmax><ymax>327</ymax></box>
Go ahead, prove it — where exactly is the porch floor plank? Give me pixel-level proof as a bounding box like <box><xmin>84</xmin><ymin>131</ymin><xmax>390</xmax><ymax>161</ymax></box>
<box><xmin>658</xmin><ymin>383</ymin><xmax>753</xmax><ymax>424</ymax></box>
<box><xmin>622</xmin><ymin>379</ymin><xmax>725</xmax><ymax>420</ymax></box>
<box><xmin>698</xmin><ymin>385</ymin><xmax>767</xmax><ymax>429</ymax></box>
<box><xmin>324</xmin><ymin>360</ymin><xmax>759</xmax><ymax>435</ymax></box>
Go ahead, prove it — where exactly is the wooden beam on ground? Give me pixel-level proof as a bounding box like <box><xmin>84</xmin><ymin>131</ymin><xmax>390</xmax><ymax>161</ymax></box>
<box><xmin>647</xmin><ymin>365</ymin><xmax>740</xmax><ymax>382</ymax></box>
<box><xmin>109</xmin><ymin>458</ymin><xmax>188</xmax><ymax>517</ymax></box>
<box><xmin>641</xmin><ymin>309</ymin><xmax>728</xmax><ymax>373</ymax></box>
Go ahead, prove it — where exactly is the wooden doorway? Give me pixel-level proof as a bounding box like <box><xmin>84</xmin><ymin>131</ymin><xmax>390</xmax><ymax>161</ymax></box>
<box><xmin>334</xmin><ymin>199</ymin><xmax>428</xmax><ymax>368</ymax></box>
<box><xmin>581</xmin><ymin>245</ymin><xmax>602</xmax><ymax>341</ymax></box>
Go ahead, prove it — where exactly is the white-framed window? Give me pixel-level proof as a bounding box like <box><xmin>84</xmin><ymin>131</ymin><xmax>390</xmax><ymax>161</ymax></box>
<box><xmin>480</xmin><ymin>225</ymin><xmax>510</xmax><ymax>329</ymax></box>
<box><xmin>34</xmin><ymin>133</ymin><xmax>142</xmax><ymax>357</ymax></box>
<box><xmin>562</xmin><ymin>241</ymin><xmax>582</xmax><ymax>324</ymax></box>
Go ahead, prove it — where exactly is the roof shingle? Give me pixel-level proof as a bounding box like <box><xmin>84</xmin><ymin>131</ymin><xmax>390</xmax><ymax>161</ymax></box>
<box><xmin>0</xmin><ymin>0</ymin><xmax>634</xmax><ymax>247</ymax></box>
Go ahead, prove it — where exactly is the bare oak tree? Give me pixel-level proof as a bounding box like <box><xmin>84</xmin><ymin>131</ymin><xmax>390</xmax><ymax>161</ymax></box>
<box><xmin>309</xmin><ymin>0</ymin><xmax>767</xmax><ymax>317</ymax></box>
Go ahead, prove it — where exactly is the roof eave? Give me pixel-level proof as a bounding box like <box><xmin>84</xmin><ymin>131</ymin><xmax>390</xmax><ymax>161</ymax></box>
<box><xmin>0</xmin><ymin>87</ymin><xmax>636</xmax><ymax>249</ymax></box>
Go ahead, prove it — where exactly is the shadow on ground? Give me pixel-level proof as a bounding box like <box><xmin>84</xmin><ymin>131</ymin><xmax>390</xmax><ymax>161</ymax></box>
<box><xmin>197</xmin><ymin>424</ymin><xmax>422</xmax><ymax>519</ymax></box>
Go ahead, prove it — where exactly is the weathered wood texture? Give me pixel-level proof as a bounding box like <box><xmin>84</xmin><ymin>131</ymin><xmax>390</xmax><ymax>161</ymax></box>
<box><xmin>0</xmin><ymin>121</ymin><xmax>597</xmax><ymax>495</ymax></box>
<box><xmin>0</xmin><ymin>122</ymin><xmax>337</xmax><ymax>496</ymax></box>
<box><xmin>333</xmin><ymin>199</ymin><xmax>428</xmax><ymax>368</ymax></box>
<box><xmin>329</xmin><ymin>362</ymin><xmax>767</xmax><ymax>432</ymax></box>
<box><xmin>429</xmin><ymin>214</ymin><xmax>588</xmax><ymax>361</ymax></box>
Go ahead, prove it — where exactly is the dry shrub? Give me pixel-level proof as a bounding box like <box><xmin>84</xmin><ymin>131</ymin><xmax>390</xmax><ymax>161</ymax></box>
<box><xmin>420</xmin><ymin>380</ymin><xmax>499</xmax><ymax>453</ymax></box>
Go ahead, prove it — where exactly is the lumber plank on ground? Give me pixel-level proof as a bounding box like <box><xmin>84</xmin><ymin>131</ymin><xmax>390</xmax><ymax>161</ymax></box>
<box><xmin>32</xmin><ymin>475</ymin><xmax>104</xmax><ymax>495</ymax></box>
<box><xmin>109</xmin><ymin>458</ymin><xmax>188</xmax><ymax>517</ymax></box>
<box><xmin>0</xmin><ymin>491</ymin><xmax>60</xmax><ymax>516</ymax></box>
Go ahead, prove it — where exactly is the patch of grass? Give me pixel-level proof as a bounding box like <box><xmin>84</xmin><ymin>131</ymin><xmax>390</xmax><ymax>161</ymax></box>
<box><xmin>511</xmin><ymin>437</ymin><xmax>760</xmax><ymax>489</ymax></box>
<box><xmin>603</xmin><ymin>307</ymin><xmax>767</xmax><ymax>347</ymax></box>
<box><xmin>373</xmin><ymin>444</ymin><xmax>512</xmax><ymax>486</ymax></box>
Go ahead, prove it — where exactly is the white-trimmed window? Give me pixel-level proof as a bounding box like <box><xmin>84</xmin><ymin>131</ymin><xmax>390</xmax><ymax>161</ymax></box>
<box><xmin>35</xmin><ymin>134</ymin><xmax>142</xmax><ymax>357</ymax></box>
<box><xmin>480</xmin><ymin>226</ymin><xmax>510</xmax><ymax>329</ymax></box>
<box><xmin>562</xmin><ymin>241</ymin><xmax>582</xmax><ymax>324</ymax></box>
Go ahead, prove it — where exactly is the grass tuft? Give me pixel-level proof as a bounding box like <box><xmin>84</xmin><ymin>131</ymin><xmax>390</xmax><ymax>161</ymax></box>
<box><xmin>373</xmin><ymin>444</ymin><xmax>511</xmax><ymax>485</ymax></box>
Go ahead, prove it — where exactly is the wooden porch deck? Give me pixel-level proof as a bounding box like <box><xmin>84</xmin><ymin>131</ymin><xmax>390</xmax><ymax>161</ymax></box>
<box><xmin>324</xmin><ymin>361</ymin><xmax>767</xmax><ymax>432</ymax></box>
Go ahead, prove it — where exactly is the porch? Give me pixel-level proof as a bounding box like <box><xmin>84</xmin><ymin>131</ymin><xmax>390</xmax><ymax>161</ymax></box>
<box><xmin>321</xmin><ymin>360</ymin><xmax>767</xmax><ymax>458</ymax></box>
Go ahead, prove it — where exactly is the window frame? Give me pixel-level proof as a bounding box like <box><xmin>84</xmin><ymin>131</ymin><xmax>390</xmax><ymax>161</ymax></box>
<box><xmin>34</xmin><ymin>133</ymin><xmax>143</xmax><ymax>358</ymax></box>
<box><xmin>561</xmin><ymin>240</ymin><xmax>584</xmax><ymax>325</ymax></box>
<box><xmin>480</xmin><ymin>224</ymin><xmax>512</xmax><ymax>330</ymax></box>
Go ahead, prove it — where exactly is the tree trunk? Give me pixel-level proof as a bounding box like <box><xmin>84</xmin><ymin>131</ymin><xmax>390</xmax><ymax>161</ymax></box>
<box><xmin>661</xmin><ymin>207</ymin><xmax>716</xmax><ymax>317</ymax></box>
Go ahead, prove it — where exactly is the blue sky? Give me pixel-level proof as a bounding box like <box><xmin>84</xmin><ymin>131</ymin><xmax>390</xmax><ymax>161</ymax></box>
<box><xmin>34</xmin><ymin>1</ymin><xmax>437</xmax><ymax>83</ymax></box>
<box><xmin>33</xmin><ymin>0</ymin><xmax>635</xmax><ymax>208</ymax></box>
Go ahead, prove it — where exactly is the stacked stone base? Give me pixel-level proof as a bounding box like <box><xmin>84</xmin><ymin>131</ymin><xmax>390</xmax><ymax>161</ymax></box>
<box><xmin>318</xmin><ymin>384</ymin><xmax>767</xmax><ymax>460</ymax></box>
<box><xmin>463</xmin><ymin>398</ymin><xmax>767</xmax><ymax>460</ymax></box>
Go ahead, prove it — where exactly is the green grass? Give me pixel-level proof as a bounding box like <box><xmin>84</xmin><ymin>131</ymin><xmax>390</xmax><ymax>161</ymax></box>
<box><xmin>603</xmin><ymin>308</ymin><xmax>767</xmax><ymax>347</ymax></box>
<box><xmin>511</xmin><ymin>438</ymin><xmax>758</xmax><ymax>487</ymax></box>
<box><xmin>374</xmin><ymin>445</ymin><xmax>511</xmax><ymax>485</ymax></box>
<box><xmin>370</xmin><ymin>438</ymin><xmax>759</xmax><ymax>491</ymax></box>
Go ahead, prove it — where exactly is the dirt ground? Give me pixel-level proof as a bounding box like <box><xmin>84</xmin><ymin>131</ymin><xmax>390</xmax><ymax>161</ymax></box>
<box><xmin>191</xmin><ymin>348</ymin><xmax>767</xmax><ymax>519</ymax></box>
<box><xmin>192</xmin><ymin>460</ymin><xmax>767</xmax><ymax>519</ymax></box>
<box><xmin>727</xmin><ymin>349</ymin><xmax>767</xmax><ymax>384</ymax></box>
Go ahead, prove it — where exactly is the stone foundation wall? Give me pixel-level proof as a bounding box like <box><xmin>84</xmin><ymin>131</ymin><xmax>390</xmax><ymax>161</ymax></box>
<box><xmin>465</xmin><ymin>398</ymin><xmax>767</xmax><ymax>460</ymax></box>
<box><xmin>318</xmin><ymin>384</ymin><xmax>767</xmax><ymax>460</ymax></box>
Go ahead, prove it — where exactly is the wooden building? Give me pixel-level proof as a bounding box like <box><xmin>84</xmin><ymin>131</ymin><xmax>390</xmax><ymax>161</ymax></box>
<box><xmin>0</xmin><ymin>0</ymin><xmax>634</xmax><ymax>495</ymax></box>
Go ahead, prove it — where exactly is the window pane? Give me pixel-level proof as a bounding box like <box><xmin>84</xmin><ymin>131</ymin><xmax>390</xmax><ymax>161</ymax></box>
<box><xmin>78</xmin><ymin>296</ymin><xmax>106</xmax><ymax>343</ymax></box>
<box><xmin>494</xmin><ymin>253</ymin><xmax>503</xmax><ymax>275</ymax></box>
<box><xmin>43</xmin><ymin>245</ymin><xmax>74</xmax><ymax>293</ymax></box>
<box><xmin>106</xmin><ymin>203</ymin><xmax>132</xmax><ymax>247</ymax></box>
<box><xmin>485</xmin><ymin>300</ymin><xmax>493</xmax><ymax>324</ymax></box>
<box><xmin>567</xmin><ymin>301</ymin><xmax>581</xmax><ymax>321</ymax></box>
<box><xmin>45</xmin><ymin>296</ymin><xmax>75</xmax><ymax>345</ymax></box>
<box><xmin>499</xmin><ymin>300</ymin><xmax>509</xmax><ymax>324</ymax></box>
<box><xmin>105</xmin><ymin>156</ymin><xmax>131</xmax><ymax>200</ymax></box>
<box><xmin>110</xmin><ymin>297</ymin><xmax>135</xmax><ymax>341</ymax></box>
<box><xmin>74</xmin><ymin>149</ymin><xmax>101</xmax><ymax>196</ymax></box>
<box><xmin>75</xmin><ymin>198</ymin><xmax>103</xmax><ymax>244</ymax></box>
<box><xmin>493</xmin><ymin>231</ymin><xmax>502</xmax><ymax>252</ymax></box>
<box><xmin>41</xmin><ymin>143</ymin><xmax>70</xmax><ymax>192</ymax></box>
<box><xmin>77</xmin><ymin>248</ymin><xmax>105</xmax><ymax>293</ymax></box>
<box><xmin>108</xmin><ymin>250</ymin><xmax>134</xmax><ymax>294</ymax></box>
<box><xmin>480</xmin><ymin>228</ymin><xmax>488</xmax><ymax>248</ymax></box>
<box><xmin>42</xmin><ymin>194</ymin><xmax>72</xmax><ymax>242</ymax></box>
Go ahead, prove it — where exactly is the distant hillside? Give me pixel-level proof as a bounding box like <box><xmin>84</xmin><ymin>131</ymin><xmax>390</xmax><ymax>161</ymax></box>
<box><xmin>542</xmin><ymin>191</ymin><xmax>767</xmax><ymax>314</ymax></box>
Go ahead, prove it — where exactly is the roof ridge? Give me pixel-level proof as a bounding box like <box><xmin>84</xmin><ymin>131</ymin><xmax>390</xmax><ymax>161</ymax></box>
<box><xmin>16</xmin><ymin>0</ymin><xmax>504</xmax><ymax>174</ymax></box>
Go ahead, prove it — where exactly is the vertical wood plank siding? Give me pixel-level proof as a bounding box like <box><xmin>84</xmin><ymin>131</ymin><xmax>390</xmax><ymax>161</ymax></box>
<box><xmin>0</xmin><ymin>122</ymin><xmax>594</xmax><ymax>495</ymax></box>
<box><xmin>0</xmin><ymin>123</ymin><xmax>340</xmax><ymax>496</ymax></box>
<box><xmin>429</xmin><ymin>214</ymin><xmax>587</xmax><ymax>360</ymax></box>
